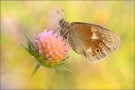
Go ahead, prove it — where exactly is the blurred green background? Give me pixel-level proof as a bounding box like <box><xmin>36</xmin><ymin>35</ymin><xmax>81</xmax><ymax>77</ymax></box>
<box><xmin>1</xmin><ymin>1</ymin><xmax>134</xmax><ymax>89</ymax></box>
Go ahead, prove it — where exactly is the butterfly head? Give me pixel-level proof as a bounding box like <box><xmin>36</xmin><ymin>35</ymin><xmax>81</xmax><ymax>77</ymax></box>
<box><xmin>59</xmin><ymin>18</ymin><xmax>70</xmax><ymax>27</ymax></box>
<box><xmin>59</xmin><ymin>18</ymin><xmax>64</xmax><ymax>26</ymax></box>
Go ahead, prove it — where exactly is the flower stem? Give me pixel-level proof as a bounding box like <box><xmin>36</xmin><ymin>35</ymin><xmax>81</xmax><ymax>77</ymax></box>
<box><xmin>26</xmin><ymin>62</ymin><xmax>41</xmax><ymax>86</ymax></box>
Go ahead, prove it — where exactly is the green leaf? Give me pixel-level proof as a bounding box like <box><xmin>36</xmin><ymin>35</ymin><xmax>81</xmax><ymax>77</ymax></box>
<box><xmin>20</xmin><ymin>44</ymin><xmax>31</xmax><ymax>54</ymax></box>
<box><xmin>23</xmin><ymin>31</ymin><xmax>34</xmax><ymax>51</ymax></box>
<box><xmin>31</xmin><ymin>56</ymin><xmax>39</xmax><ymax>62</ymax></box>
<box><xmin>29</xmin><ymin>46</ymin><xmax>35</xmax><ymax>56</ymax></box>
<box><xmin>22</xmin><ymin>31</ymin><xmax>36</xmax><ymax>55</ymax></box>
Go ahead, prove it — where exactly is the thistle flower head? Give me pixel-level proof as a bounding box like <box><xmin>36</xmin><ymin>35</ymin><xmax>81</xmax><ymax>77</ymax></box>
<box><xmin>21</xmin><ymin>29</ymin><xmax>70</xmax><ymax>71</ymax></box>
<box><xmin>21</xmin><ymin>30</ymin><xmax>70</xmax><ymax>85</ymax></box>
<box><xmin>33</xmin><ymin>30</ymin><xmax>68</xmax><ymax>66</ymax></box>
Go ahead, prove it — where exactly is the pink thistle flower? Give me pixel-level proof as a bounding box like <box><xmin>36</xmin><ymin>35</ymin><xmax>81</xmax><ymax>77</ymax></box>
<box><xmin>21</xmin><ymin>29</ymin><xmax>70</xmax><ymax>85</ymax></box>
<box><xmin>33</xmin><ymin>30</ymin><xmax>68</xmax><ymax>66</ymax></box>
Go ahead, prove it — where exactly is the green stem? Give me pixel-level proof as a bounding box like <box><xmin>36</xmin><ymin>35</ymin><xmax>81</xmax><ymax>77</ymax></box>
<box><xmin>26</xmin><ymin>62</ymin><xmax>41</xmax><ymax>86</ymax></box>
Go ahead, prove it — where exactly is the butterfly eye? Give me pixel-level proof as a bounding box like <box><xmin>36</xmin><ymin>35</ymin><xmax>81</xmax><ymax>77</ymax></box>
<box><xmin>60</xmin><ymin>19</ymin><xmax>62</xmax><ymax>22</ymax></box>
<box><xmin>95</xmin><ymin>48</ymin><xmax>100</xmax><ymax>53</ymax></box>
<box><xmin>99</xmin><ymin>43</ymin><xmax>103</xmax><ymax>47</ymax></box>
<box><xmin>59</xmin><ymin>19</ymin><xmax>64</xmax><ymax>24</ymax></box>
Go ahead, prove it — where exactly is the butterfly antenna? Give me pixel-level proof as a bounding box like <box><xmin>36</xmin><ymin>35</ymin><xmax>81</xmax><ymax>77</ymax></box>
<box><xmin>57</xmin><ymin>11</ymin><xmax>64</xmax><ymax>19</ymax></box>
<box><xmin>62</xmin><ymin>9</ymin><xmax>66</xmax><ymax>20</ymax></box>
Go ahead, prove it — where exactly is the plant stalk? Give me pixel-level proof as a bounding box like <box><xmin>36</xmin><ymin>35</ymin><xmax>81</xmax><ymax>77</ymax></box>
<box><xmin>26</xmin><ymin>62</ymin><xmax>41</xmax><ymax>86</ymax></box>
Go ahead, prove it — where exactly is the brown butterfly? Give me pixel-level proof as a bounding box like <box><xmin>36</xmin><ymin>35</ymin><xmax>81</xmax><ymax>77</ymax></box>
<box><xmin>58</xmin><ymin>17</ymin><xmax>120</xmax><ymax>63</ymax></box>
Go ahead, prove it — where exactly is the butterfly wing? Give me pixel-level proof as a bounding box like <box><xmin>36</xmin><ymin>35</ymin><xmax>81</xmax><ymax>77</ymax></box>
<box><xmin>68</xmin><ymin>22</ymin><xmax>120</xmax><ymax>62</ymax></box>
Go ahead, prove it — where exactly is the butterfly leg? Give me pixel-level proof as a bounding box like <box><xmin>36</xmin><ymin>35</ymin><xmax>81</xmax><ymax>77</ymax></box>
<box><xmin>53</xmin><ymin>27</ymin><xmax>59</xmax><ymax>33</ymax></box>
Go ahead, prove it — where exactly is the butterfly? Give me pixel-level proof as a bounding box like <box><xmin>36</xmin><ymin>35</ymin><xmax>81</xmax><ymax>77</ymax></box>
<box><xmin>58</xmin><ymin>17</ymin><xmax>120</xmax><ymax>63</ymax></box>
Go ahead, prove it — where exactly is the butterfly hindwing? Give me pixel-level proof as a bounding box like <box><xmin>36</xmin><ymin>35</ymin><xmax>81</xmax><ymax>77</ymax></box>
<box><xmin>86</xmin><ymin>24</ymin><xmax>120</xmax><ymax>62</ymax></box>
<box><xmin>69</xmin><ymin>23</ymin><xmax>120</xmax><ymax>62</ymax></box>
<box><xmin>59</xmin><ymin>19</ymin><xmax>120</xmax><ymax>62</ymax></box>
